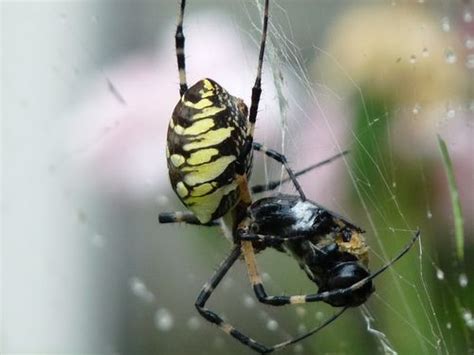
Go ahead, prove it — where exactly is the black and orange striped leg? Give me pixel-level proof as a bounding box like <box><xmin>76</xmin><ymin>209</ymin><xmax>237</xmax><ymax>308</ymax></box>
<box><xmin>240</xmin><ymin>241</ymin><xmax>349</xmax><ymax>352</ymax></box>
<box><xmin>251</xmin><ymin>150</ymin><xmax>350</xmax><ymax>194</ymax></box>
<box><xmin>175</xmin><ymin>0</ymin><xmax>188</xmax><ymax>96</ymax></box>
<box><xmin>242</xmin><ymin>232</ymin><xmax>420</xmax><ymax>307</ymax></box>
<box><xmin>252</xmin><ymin>142</ymin><xmax>306</xmax><ymax>200</ymax></box>
<box><xmin>194</xmin><ymin>245</ymin><xmax>272</xmax><ymax>354</ymax></box>
<box><xmin>158</xmin><ymin>211</ymin><xmax>219</xmax><ymax>226</ymax></box>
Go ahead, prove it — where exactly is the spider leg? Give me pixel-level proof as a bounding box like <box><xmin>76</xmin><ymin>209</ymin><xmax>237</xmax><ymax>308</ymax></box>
<box><xmin>236</xmin><ymin>0</ymin><xmax>269</xmax><ymax>177</ymax></box>
<box><xmin>195</xmin><ymin>245</ymin><xmax>272</xmax><ymax>354</ymax></box>
<box><xmin>247</xmin><ymin>0</ymin><xmax>270</xmax><ymax>137</ymax></box>
<box><xmin>158</xmin><ymin>211</ymin><xmax>219</xmax><ymax>226</ymax></box>
<box><xmin>252</xmin><ymin>142</ymin><xmax>306</xmax><ymax>200</ymax></box>
<box><xmin>251</xmin><ymin>150</ymin><xmax>350</xmax><ymax>194</ymax></box>
<box><xmin>242</xmin><ymin>231</ymin><xmax>420</xmax><ymax>306</ymax></box>
<box><xmin>175</xmin><ymin>0</ymin><xmax>188</xmax><ymax>96</ymax></box>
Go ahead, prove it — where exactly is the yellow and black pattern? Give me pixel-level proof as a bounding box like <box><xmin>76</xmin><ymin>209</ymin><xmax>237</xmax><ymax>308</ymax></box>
<box><xmin>166</xmin><ymin>78</ymin><xmax>252</xmax><ymax>224</ymax></box>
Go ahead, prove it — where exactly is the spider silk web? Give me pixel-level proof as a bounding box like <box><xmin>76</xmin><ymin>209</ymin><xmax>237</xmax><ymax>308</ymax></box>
<box><xmin>2</xmin><ymin>1</ymin><xmax>472</xmax><ymax>355</ymax></box>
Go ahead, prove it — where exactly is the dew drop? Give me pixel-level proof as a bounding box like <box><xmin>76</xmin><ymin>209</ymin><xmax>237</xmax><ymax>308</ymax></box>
<box><xmin>422</xmin><ymin>47</ymin><xmax>430</xmax><ymax>57</ymax></box>
<box><xmin>293</xmin><ymin>344</ymin><xmax>304</xmax><ymax>353</ymax></box>
<box><xmin>436</xmin><ymin>269</ymin><xmax>445</xmax><ymax>280</ymax></box>
<box><xmin>154</xmin><ymin>308</ymin><xmax>174</xmax><ymax>331</ymax></box>
<box><xmin>222</xmin><ymin>276</ymin><xmax>234</xmax><ymax>290</ymax></box>
<box><xmin>459</xmin><ymin>273</ymin><xmax>468</xmax><ymax>288</ymax></box>
<box><xmin>441</xmin><ymin>17</ymin><xmax>451</xmax><ymax>32</ymax></box>
<box><xmin>297</xmin><ymin>324</ymin><xmax>307</xmax><ymax>334</ymax></box>
<box><xmin>315</xmin><ymin>311</ymin><xmax>325</xmax><ymax>321</ymax></box>
<box><xmin>462</xmin><ymin>310</ymin><xmax>472</xmax><ymax>323</ymax></box>
<box><xmin>243</xmin><ymin>294</ymin><xmax>256</xmax><ymax>308</ymax></box>
<box><xmin>91</xmin><ymin>233</ymin><xmax>106</xmax><ymax>248</ymax></box>
<box><xmin>464</xmin><ymin>11</ymin><xmax>473</xmax><ymax>23</ymax></box>
<box><xmin>155</xmin><ymin>195</ymin><xmax>169</xmax><ymax>207</ymax></box>
<box><xmin>412</xmin><ymin>103</ymin><xmax>422</xmax><ymax>115</ymax></box>
<box><xmin>262</xmin><ymin>272</ymin><xmax>271</xmax><ymax>283</ymax></box>
<box><xmin>426</xmin><ymin>210</ymin><xmax>433</xmax><ymax>219</ymax></box>
<box><xmin>446</xmin><ymin>322</ymin><xmax>452</xmax><ymax>329</ymax></box>
<box><xmin>465</xmin><ymin>54</ymin><xmax>474</xmax><ymax>70</ymax></box>
<box><xmin>187</xmin><ymin>316</ymin><xmax>201</xmax><ymax>330</ymax></box>
<box><xmin>295</xmin><ymin>306</ymin><xmax>306</xmax><ymax>318</ymax></box>
<box><xmin>266</xmin><ymin>319</ymin><xmax>279</xmax><ymax>331</ymax></box>
<box><xmin>129</xmin><ymin>277</ymin><xmax>155</xmax><ymax>303</ymax></box>
<box><xmin>444</xmin><ymin>48</ymin><xmax>457</xmax><ymax>64</ymax></box>
<box><xmin>465</xmin><ymin>36</ymin><xmax>474</xmax><ymax>50</ymax></box>
<box><xmin>446</xmin><ymin>107</ymin><xmax>456</xmax><ymax>119</ymax></box>
<box><xmin>409</xmin><ymin>55</ymin><xmax>417</xmax><ymax>64</ymax></box>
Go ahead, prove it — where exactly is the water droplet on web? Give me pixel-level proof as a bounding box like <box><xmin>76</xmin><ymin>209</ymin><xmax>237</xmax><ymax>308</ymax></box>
<box><xmin>462</xmin><ymin>310</ymin><xmax>472</xmax><ymax>326</ymax></box>
<box><xmin>155</xmin><ymin>195</ymin><xmax>170</xmax><ymax>207</ymax></box>
<box><xmin>129</xmin><ymin>277</ymin><xmax>155</xmax><ymax>303</ymax></box>
<box><xmin>446</xmin><ymin>322</ymin><xmax>452</xmax><ymax>329</ymax></box>
<box><xmin>293</xmin><ymin>344</ymin><xmax>304</xmax><ymax>353</ymax></box>
<box><xmin>426</xmin><ymin>210</ymin><xmax>433</xmax><ymax>219</ymax></box>
<box><xmin>154</xmin><ymin>308</ymin><xmax>174</xmax><ymax>331</ymax></box>
<box><xmin>458</xmin><ymin>273</ymin><xmax>468</xmax><ymax>288</ymax></box>
<box><xmin>446</xmin><ymin>107</ymin><xmax>456</xmax><ymax>119</ymax></box>
<box><xmin>465</xmin><ymin>54</ymin><xmax>474</xmax><ymax>70</ymax></box>
<box><xmin>422</xmin><ymin>47</ymin><xmax>429</xmax><ymax>57</ymax></box>
<box><xmin>315</xmin><ymin>311</ymin><xmax>324</xmax><ymax>321</ymax></box>
<box><xmin>187</xmin><ymin>316</ymin><xmax>201</xmax><ymax>330</ymax></box>
<box><xmin>464</xmin><ymin>11</ymin><xmax>473</xmax><ymax>23</ymax></box>
<box><xmin>412</xmin><ymin>103</ymin><xmax>422</xmax><ymax>115</ymax></box>
<box><xmin>444</xmin><ymin>48</ymin><xmax>457</xmax><ymax>64</ymax></box>
<box><xmin>465</xmin><ymin>36</ymin><xmax>474</xmax><ymax>50</ymax></box>
<box><xmin>243</xmin><ymin>294</ymin><xmax>256</xmax><ymax>308</ymax></box>
<box><xmin>262</xmin><ymin>272</ymin><xmax>271</xmax><ymax>283</ymax></box>
<box><xmin>295</xmin><ymin>306</ymin><xmax>306</xmax><ymax>318</ymax></box>
<box><xmin>441</xmin><ymin>17</ymin><xmax>451</xmax><ymax>32</ymax></box>
<box><xmin>436</xmin><ymin>269</ymin><xmax>445</xmax><ymax>280</ymax></box>
<box><xmin>297</xmin><ymin>324</ymin><xmax>307</xmax><ymax>334</ymax></box>
<box><xmin>222</xmin><ymin>276</ymin><xmax>234</xmax><ymax>290</ymax></box>
<box><xmin>91</xmin><ymin>233</ymin><xmax>106</xmax><ymax>248</ymax></box>
<box><xmin>266</xmin><ymin>319</ymin><xmax>279</xmax><ymax>331</ymax></box>
<box><xmin>409</xmin><ymin>55</ymin><xmax>417</xmax><ymax>64</ymax></box>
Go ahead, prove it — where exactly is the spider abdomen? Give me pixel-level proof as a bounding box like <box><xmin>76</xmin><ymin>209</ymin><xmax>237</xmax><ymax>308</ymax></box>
<box><xmin>166</xmin><ymin>78</ymin><xmax>251</xmax><ymax>223</ymax></box>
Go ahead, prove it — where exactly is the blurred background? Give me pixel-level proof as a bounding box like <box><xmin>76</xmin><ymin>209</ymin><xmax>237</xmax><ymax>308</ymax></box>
<box><xmin>2</xmin><ymin>1</ymin><xmax>473</xmax><ymax>354</ymax></box>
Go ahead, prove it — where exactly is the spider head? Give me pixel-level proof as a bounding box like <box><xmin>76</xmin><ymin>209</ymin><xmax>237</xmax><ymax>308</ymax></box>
<box><xmin>321</xmin><ymin>261</ymin><xmax>374</xmax><ymax>307</ymax></box>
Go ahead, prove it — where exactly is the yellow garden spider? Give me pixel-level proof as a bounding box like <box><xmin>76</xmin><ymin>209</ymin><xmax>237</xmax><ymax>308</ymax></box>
<box><xmin>159</xmin><ymin>0</ymin><xmax>420</xmax><ymax>353</ymax></box>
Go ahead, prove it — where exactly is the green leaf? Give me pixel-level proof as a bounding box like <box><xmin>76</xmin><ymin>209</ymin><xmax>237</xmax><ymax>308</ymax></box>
<box><xmin>437</xmin><ymin>134</ymin><xmax>464</xmax><ymax>262</ymax></box>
